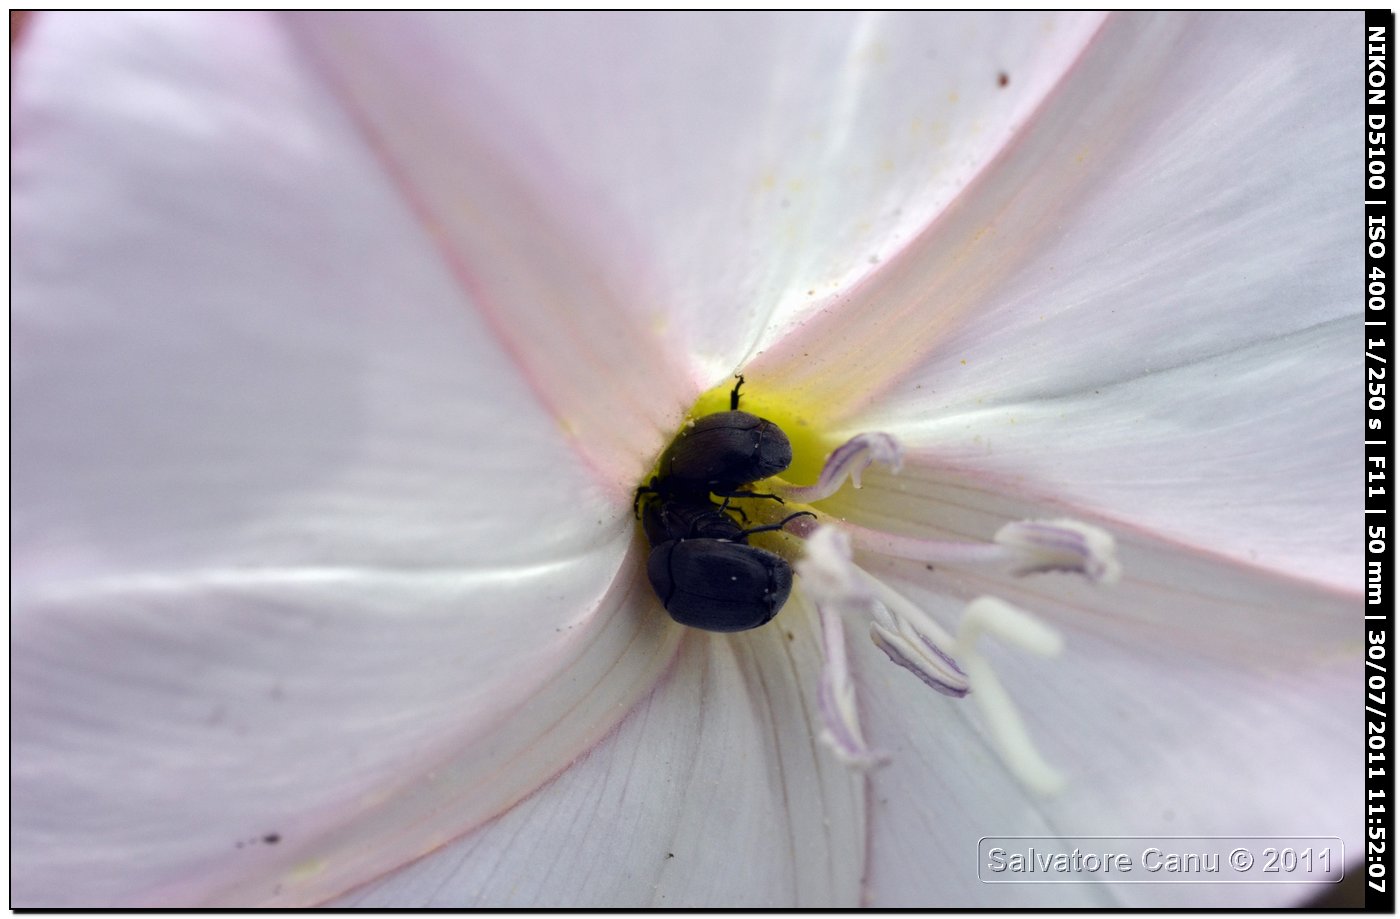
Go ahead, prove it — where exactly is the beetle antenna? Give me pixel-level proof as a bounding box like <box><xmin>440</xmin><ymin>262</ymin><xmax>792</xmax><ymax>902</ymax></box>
<box><xmin>730</xmin><ymin>374</ymin><xmax>745</xmax><ymax>411</ymax></box>
<box><xmin>736</xmin><ymin>510</ymin><xmax>816</xmax><ymax>538</ymax></box>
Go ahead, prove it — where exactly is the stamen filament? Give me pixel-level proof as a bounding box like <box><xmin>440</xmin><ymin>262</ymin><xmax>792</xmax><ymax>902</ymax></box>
<box><xmin>814</xmin><ymin>600</ymin><xmax>889</xmax><ymax>769</ymax></box>
<box><xmin>844</xmin><ymin>523</ymin><xmax>1009</xmax><ymax>566</ymax></box>
<box><xmin>957</xmin><ymin>594</ymin><xmax>1065</xmax><ymax>658</ymax></box>
<box><xmin>839</xmin><ymin>518</ymin><xmax>1120</xmax><ymax>585</ymax></box>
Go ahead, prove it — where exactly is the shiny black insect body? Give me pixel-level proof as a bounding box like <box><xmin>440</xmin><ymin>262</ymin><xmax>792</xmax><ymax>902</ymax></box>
<box><xmin>646</xmin><ymin>537</ymin><xmax>793</xmax><ymax>632</ymax></box>
<box><xmin>644</xmin><ymin>376</ymin><xmax>793</xmax><ymax>502</ymax></box>
<box><xmin>642</xmin><ymin>494</ymin><xmax>813</xmax><ymax>632</ymax></box>
<box><xmin>636</xmin><ymin>377</ymin><xmax>808</xmax><ymax>632</ymax></box>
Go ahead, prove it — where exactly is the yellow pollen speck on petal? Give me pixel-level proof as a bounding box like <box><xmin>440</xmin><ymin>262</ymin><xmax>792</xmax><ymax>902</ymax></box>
<box><xmin>689</xmin><ymin>379</ymin><xmax>834</xmax><ymax>487</ymax></box>
<box><xmin>289</xmin><ymin>858</ymin><xmax>327</xmax><ymax>882</ymax></box>
<box><xmin>961</xmin><ymin>359</ymin><xmax>967</xmax><ymax>365</ymax></box>
<box><xmin>947</xmin><ymin>90</ymin><xmax>959</xmax><ymax>104</ymax></box>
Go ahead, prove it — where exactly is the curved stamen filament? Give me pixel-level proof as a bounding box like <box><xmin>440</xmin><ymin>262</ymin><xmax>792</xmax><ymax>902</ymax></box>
<box><xmin>814</xmin><ymin>598</ymin><xmax>889</xmax><ymax>769</ymax></box>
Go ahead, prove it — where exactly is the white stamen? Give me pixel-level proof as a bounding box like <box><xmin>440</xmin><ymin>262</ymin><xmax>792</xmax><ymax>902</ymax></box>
<box><xmin>797</xmin><ymin>525</ymin><xmax>970</xmax><ymax>698</ymax></box>
<box><xmin>994</xmin><ymin>519</ymin><xmax>1121</xmax><ymax>585</ymax></box>
<box><xmin>796</xmin><ymin>528</ymin><xmax>888</xmax><ymax>770</ymax></box>
<box><xmin>775</xmin><ymin>433</ymin><xmax>903</xmax><ymax>503</ymax></box>
<box><xmin>815</xmin><ymin>601</ymin><xmax>889</xmax><ymax>769</ymax></box>
<box><xmin>845</xmin><ymin>523</ymin><xmax>1009</xmax><ymax>566</ymax></box>
<box><xmin>957</xmin><ymin>594</ymin><xmax>1065</xmax><ymax>658</ymax></box>
<box><xmin>794</xmin><ymin>526</ymin><xmax>868</xmax><ymax>604</ymax></box>
<box><xmin>845</xmin><ymin>518</ymin><xmax>1120</xmax><ymax>585</ymax></box>
<box><xmin>861</xmin><ymin>574</ymin><xmax>969</xmax><ymax>697</ymax></box>
<box><xmin>777</xmin><ymin>430</ymin><xmax>1115</xmax><ymax>797</ymax></box>
<box><xmin>955</xmin><ymin>596</ymin><xmax>1066</xmax><ymax>795</ymax></box>
<box><xmin>868</xmin><ymin>622</ymin><xmax>969</xmax><ymax>699</ymax></box>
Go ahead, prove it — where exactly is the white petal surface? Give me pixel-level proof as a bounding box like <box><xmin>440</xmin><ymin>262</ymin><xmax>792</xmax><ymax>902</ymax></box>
<box><xmin>13</xmin><ymin>12</ymin><xmax>678</xmax><ymax>905</ymax></box>
<box><xmin>292</xmin><ymin>12</ymin><xmax>1105</xmax><ymax>389</ymax></box>
<box><xmin>14</xmin><ymin>557</ymin><xmax>677</xmax><ymax>906</ymax></box>
<box><xmin>752</xmin><ymin>13</ymin><xmax>1358</xmax><ymax>586</ymax></box>
<box><xmin>876</xmin><ymin>325</ymin><xmax>1356</xmax><ymax>591</ymax></box>
<box><xmin>333</xmin><ymin>620</ymin><xmax>866</xmax><ymax>908</ymax></box>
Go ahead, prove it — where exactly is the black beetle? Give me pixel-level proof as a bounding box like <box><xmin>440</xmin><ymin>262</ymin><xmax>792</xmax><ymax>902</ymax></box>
<box><xmin>650</xmin><ymin>376</ymin><xmax>792</xmax><ymax>501</ymax></box>
<box><xmin>641</xmin><ymin>495</ymin><xmax>814</xmax><ymax>632</ymax></box>
<box><xmin>634</xmin><ymin>376</ymin><xmax>809</xmax><ymax>632</ymax></box>
<box><xmin>647</xmin><ymin>538</ymin><xmax>794</xmax><ymax>632</ymax></box>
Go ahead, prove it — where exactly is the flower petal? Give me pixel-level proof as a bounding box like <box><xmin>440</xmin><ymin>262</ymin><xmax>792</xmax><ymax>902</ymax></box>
<box><xmin>767</xmin><ymin>12</ymin><xmax>1359</xmax><ymax>588</ymax></box>
<box><xmin>14</xmin><ymin>552</ymin><xmax>679</xmax><ymax>906</ymax></box>
<box><xmin>752</xmin><ymin>13</ymin><xmax>1356</xmax><ymax>435</ymax></box>
<box><xmin>873</xmin><ymin>326</ymin><xmax>1356</xmax><ymax>591</ymax></box>
<box><xmin>291</xmin><ymin>12</ymin><xmax>1105</xmax><ymax>384</ymax></box>
<box><xmin>332</xmin><ymin>624</ymin><xmax>866</xmax><ymax>907</ymax></box>
<box><xmin>288</xmin><ymin>13</ymin><xmax>714</xmax><ymax>480</ymax></box>
<box><xmin>13</xmin><ymin>11</ymin><xmax>627</xmax><ymax>579</ymax></box>
<box><xmin>13</xmin><ymin>12</ymin><xmax>679</xmax><ymax>905</ymax></box>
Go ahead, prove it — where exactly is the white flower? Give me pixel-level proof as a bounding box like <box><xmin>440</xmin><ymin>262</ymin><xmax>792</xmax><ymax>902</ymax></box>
<box><xmin>12</xmin><ymin>11</ymin><xmax>1358</xmax><ymax>907</ymax></box>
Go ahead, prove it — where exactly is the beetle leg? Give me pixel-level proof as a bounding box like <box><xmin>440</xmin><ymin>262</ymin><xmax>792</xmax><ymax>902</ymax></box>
<box><xmin>711</xmin><ymin>486</ymin><xmax>784</xmax><ymax>504</ymax></box>
<box><xmin>716</xmin><ymin>493</ymin><xmax>751</xmax><ymax>523</ymax></box>
<box><xmin>632</xmin><ymin>484</ymin><xmax>657</xmax><ymax>519</ymax></box>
